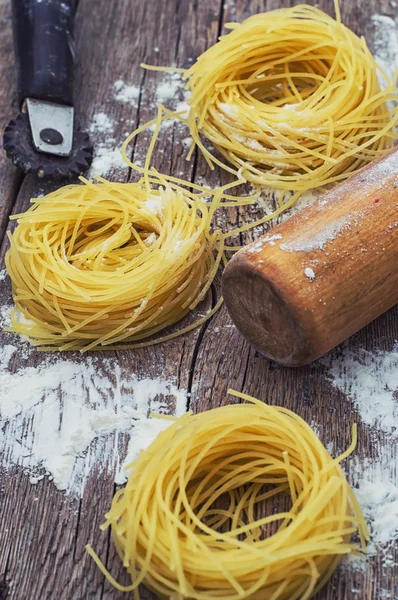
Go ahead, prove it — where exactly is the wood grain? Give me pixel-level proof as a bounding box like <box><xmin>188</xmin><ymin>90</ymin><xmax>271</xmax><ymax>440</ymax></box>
<box><xmin>0</xmin><ymin>1</ymin><xmax>396</xmax><ymax>599</ymax></box>
<box><xmin>0</xmin><ymin>0</ymin><xmax>23</xmax><ymax>244</ymax></box>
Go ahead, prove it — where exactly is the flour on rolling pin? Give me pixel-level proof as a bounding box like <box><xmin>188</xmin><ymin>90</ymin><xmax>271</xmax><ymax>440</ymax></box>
<box><xmin>222</xmin><ymin>148</ymin><xmax>398</xmax><ymax>366</ymax></box>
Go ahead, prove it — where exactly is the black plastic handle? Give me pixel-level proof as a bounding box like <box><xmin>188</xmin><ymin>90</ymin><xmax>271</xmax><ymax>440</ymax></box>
<box><xmin>12</xmin><ymin>0</ymin><xmax>77</xmax><ymax>107</ymax></box>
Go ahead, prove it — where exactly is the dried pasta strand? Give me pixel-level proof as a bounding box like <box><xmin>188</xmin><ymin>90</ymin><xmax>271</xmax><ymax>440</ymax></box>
<box><xmin>86</xmin><ymin>390</ymin><xmax>368</xmax><ymax>600</ymax></box>
<box><xmin>177</xmin><ymin>3</ymin><xmax>398</xmax><ymax>195</ymax></box>
<box><xmin>5</xmin><ymin>104</ymin><xmax>255</xmax><ymax>351</ymax></box>
<box><xmin>5</xmin><ymin>172</ymin><xmax>245</xmax><ymax>351</ymax></box>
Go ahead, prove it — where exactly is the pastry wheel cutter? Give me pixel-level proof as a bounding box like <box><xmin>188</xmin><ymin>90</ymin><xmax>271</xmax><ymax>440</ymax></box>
<box><xmin>3</xmin><ymin>0</ymin><xmax>93</xmax><ymax>179</ymax></box>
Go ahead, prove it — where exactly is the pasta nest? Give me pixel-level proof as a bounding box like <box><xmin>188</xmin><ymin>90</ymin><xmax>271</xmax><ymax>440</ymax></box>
<box><xmin>5</xmin><ymin>176</ymin><xmax>224</xmax><ymax>351</ymax></box>
<box><xmin>87</xmin><ymin>391</ymin><xmax>368</xmax><ymax>600</ymax></box>
<box><xmin>185</xmin><ymin>4</ymin><xmax>398</xmax><ymax>192</ymax></box>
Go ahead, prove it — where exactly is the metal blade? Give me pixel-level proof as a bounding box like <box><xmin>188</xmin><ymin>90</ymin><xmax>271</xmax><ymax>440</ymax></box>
<box><xmin>26</xmin><ymin>98</ymin><xmax>74</xmax><ymax>157</ymax></box>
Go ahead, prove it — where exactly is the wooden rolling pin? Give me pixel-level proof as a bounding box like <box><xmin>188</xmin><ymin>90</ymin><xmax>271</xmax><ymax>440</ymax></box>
<box><xmin>222</xmin><ymin>147</ymin><xmax>398</xmax><ymax>366</ymax></box>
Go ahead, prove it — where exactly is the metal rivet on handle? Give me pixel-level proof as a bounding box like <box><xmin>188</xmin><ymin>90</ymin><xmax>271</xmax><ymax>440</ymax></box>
<box><xmin>39</xmin><ymin>128</ymin><xmax>64</xmax><ymax>146</ymax></box>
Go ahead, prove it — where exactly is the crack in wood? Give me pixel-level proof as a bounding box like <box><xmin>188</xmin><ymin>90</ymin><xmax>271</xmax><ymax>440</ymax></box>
<box><xmin>72</xmin><ymin>501</ymin><xmax>83</xmax><ymax>563</ymax></box>
<box><xmin>187</xmin><ymin>284</ymin><xmax>218</xmax><ymax>411</ymax></box>
<box><xmin>217</xmin><ymin>0</ymin><xmax>226</xmax><ymax>37</ymax></box>
<box><xmin>173</xmin><ymin>0</ymin><xmax>183</xmax><ymax>63</ymax></box>
<box><xmin>240</xmin><ymin>349</ymin><xmax>252</xmax><ymax>392</ymax></box>
<box><xmin>0</xmin><ymin>579</ymin><xmax>9</xmax><ymax>600</ymax></box>
<box><xmin>0</xmin><ymin>544</ymin><xmax>12</xmax><ymax>600</ymax></box>
<box><xmin>126</xmin><ymin>68</ymin><xmax>147</xmax><ymax>183</ymax></box>
<box><xmin>0</xmin><ymin>171</ymin><xmax>24</xmax><ymax>249</ymax></box>
<box><xmin>99</xmin><ymin>483</ymin><xmax>116</xmax><ymax>600</ymax></box>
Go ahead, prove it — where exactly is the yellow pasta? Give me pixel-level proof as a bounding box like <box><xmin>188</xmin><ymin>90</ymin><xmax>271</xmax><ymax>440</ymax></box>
<box><xmin>8</xmin><ymin>0</ymin><xmax>398</xmax><ymax>352</ymax></box>
<box><xmin>86</xmin><ymin>389</ymin><xmax>368</xmax><ymax>600</ymax></box>
<box><xmin>5</xmin><ymin>108</ymin><xmax>255</xmax><ymax>351</ymax></box>
<box><xmin>176</xmin><ymin>2</ymin><xmax>398</xmax><ymax>204</ymax></box>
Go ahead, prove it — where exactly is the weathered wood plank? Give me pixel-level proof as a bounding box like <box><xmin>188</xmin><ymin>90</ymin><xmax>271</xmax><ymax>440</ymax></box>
<box><xmin>0</xmin><ymin>0</ymin><xmax>23</xmax><ymax>243</ymax></box>
<box><xmin>0</xmin><ymin>0</ymin><xmax>216</xmax><ymax>598</ymax></box>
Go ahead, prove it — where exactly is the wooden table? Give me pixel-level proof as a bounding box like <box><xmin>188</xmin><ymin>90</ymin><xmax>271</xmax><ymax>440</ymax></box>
<box><xmin>0</xmin><ymin>0</ymin><xmax>397</xmax><ymax>598</ymax></box>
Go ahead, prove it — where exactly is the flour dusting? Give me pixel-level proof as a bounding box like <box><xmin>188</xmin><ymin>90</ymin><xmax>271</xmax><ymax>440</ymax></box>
<box><xmin>155</xmin><ymin>72</ymin><xmax>187</xmax><ymax>106</ymax></box>
<box><xmin>89</xmin><ymin>144</ymin><xmax>127</xmax><ymax>178</ymax></box>
<box><xmin>280</xmin><ymin>215</ymin><xmax>357</xmax><ymax>252</ymax></box>
<box><xmin>113</xmin><ymin>80</ymin><xmax>140</xmax><ymax>105</ymax></box>
<box><xmin>353</xmin><ymin>458</ymin><xmax>398</xmax><ymax>551</ymax></box>
<box><xmin>256</xmin><ymin>189</ymin><xmax>319</xmax><ymax>222</ymax></box>
<box><xmin>323</xmin><ymin>342</ymin><xmax>398</xmax><ymax>568</ymax></box>
<box><xmin>324</xmin><ymin>344</ymin><xmax>398</xmax><ymax>434</ymax></box>
<box><xmin>115</xmin><ymin>417</ymin><xmax>173</xmax><ymax>485</ymax></box>
<box><xmin>370</xmin><ymin>14</ymin><xmax>398</xmax><ymax>84</ymax></box>
<box><xmin>89</xmin><ymin>112</ymin><xmax>114</xmax><ymax>134</ymax></box>
<box><xmin>0</xmin><ymin>345</ymin><xmax>186</xmax><ymax>496</ymax></box>
<box><xmin>88</xmin><ymin>111</ymin><xmax>128</xmax><ymax>177</ymax></box>
<box><xmin>247</xmin><ymin>233</ymin><xmax>282</xmax><ymax>253</ymax></box>
<box><xmin>304</xmin><ymin>267</ymin><xmax>315</xmax><ymax>280</ymax></box>
<box><xmin>87</xmin><ymin>73</ymin><xmax>190</xmax><ymax>177</ymax></box>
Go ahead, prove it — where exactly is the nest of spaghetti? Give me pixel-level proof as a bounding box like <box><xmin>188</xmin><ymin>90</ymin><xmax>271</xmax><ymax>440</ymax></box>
<box><xmin>183</xmin><ymin>3</ymin><xmax>398</xmax><ymax>195</ymax></box>
<box><xmin>87</xmin><ymin>391</ymin><xmax>368</xmax><ymax>600</ymax></box>
<box><xmin>5</xmin><ymin>173</ymin><xmax>246</xmax><ymax>351</ymax></box>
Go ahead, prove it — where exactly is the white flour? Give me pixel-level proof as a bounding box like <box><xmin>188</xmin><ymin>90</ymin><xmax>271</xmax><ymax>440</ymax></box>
<box><xmin>256</xmin><ymin>189</ymin><xmax>319</xmax><ymax>226</ymax></box>
<box><xmin>0</xmin><ymin>344</ymin><xmax>186</xmax><ymax>496</ymax></box>
<box><xmin>324</xmin><ymin>345</ymin><xmax>398</xmax><ymax>434</ymax></box>
<box><xmin>304</xmin><ymin>267</ymin><xmax>315</xmax><ymax>280</ymax></box>
<box><xmin>89</xmin><ymin>143</ymin><xmax>127</xmax><ymax>178</ymax></box>
<box><xmin>155</xmin><ymin>72</ymin><xmax>188</xmax><ymax>106</ymax></box>
<box><xmin>89</xmin><ymin>112</ymin><xmax>114</xmax><ymax>134</ymax></box>
<box><xmin>247</xmin><ymin>233</ymin><xmax>283</xmax><ymax>253</ymax></box>
<box><xmin>370</xmin><ymin>14</ymin><xmax>398</xmax><ymax>84</ymax></box>
<box><xmin>113</xmin><ymin>80</ymin><xmax>140</xmax><ymax>105</ymax></box>
<box><xmin>323</xmin><ymin>343</ymin><xmax>398</xmax><ymax>564</ymax></box>
<box><xmin>88</xmin><ymin>110</ymin><xmax>129</xmax><ymax>178</ymax></box>
<box><xmin>353</xmin><ymin>458</ymin><xmax>398</xmax><ymax>551</ymax></box>
<box><xmin>88</xmin><ymin>72</ymin><xmax>189</xmax><ymax>177</ymax></box>
<box><xmin>280</xmin><ymin>212</ymin><xmax>361</xmax><ymax>253</ymax></box>
<box><xmin>182</xmin><ymin>136</ymin><xmax>192</xmax><ymax>149</ymax></box>
<box><xmin>115</xmin><ymin>417</ymin><xmax>174</xmax><ymax>485</ymax></box>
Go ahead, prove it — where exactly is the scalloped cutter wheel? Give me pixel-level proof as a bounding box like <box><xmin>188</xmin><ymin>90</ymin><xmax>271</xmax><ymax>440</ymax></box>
<box><xmin>3</xmin><ymin>0</ymin><xmax>93</xmax><ymax>180</ymax></box>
